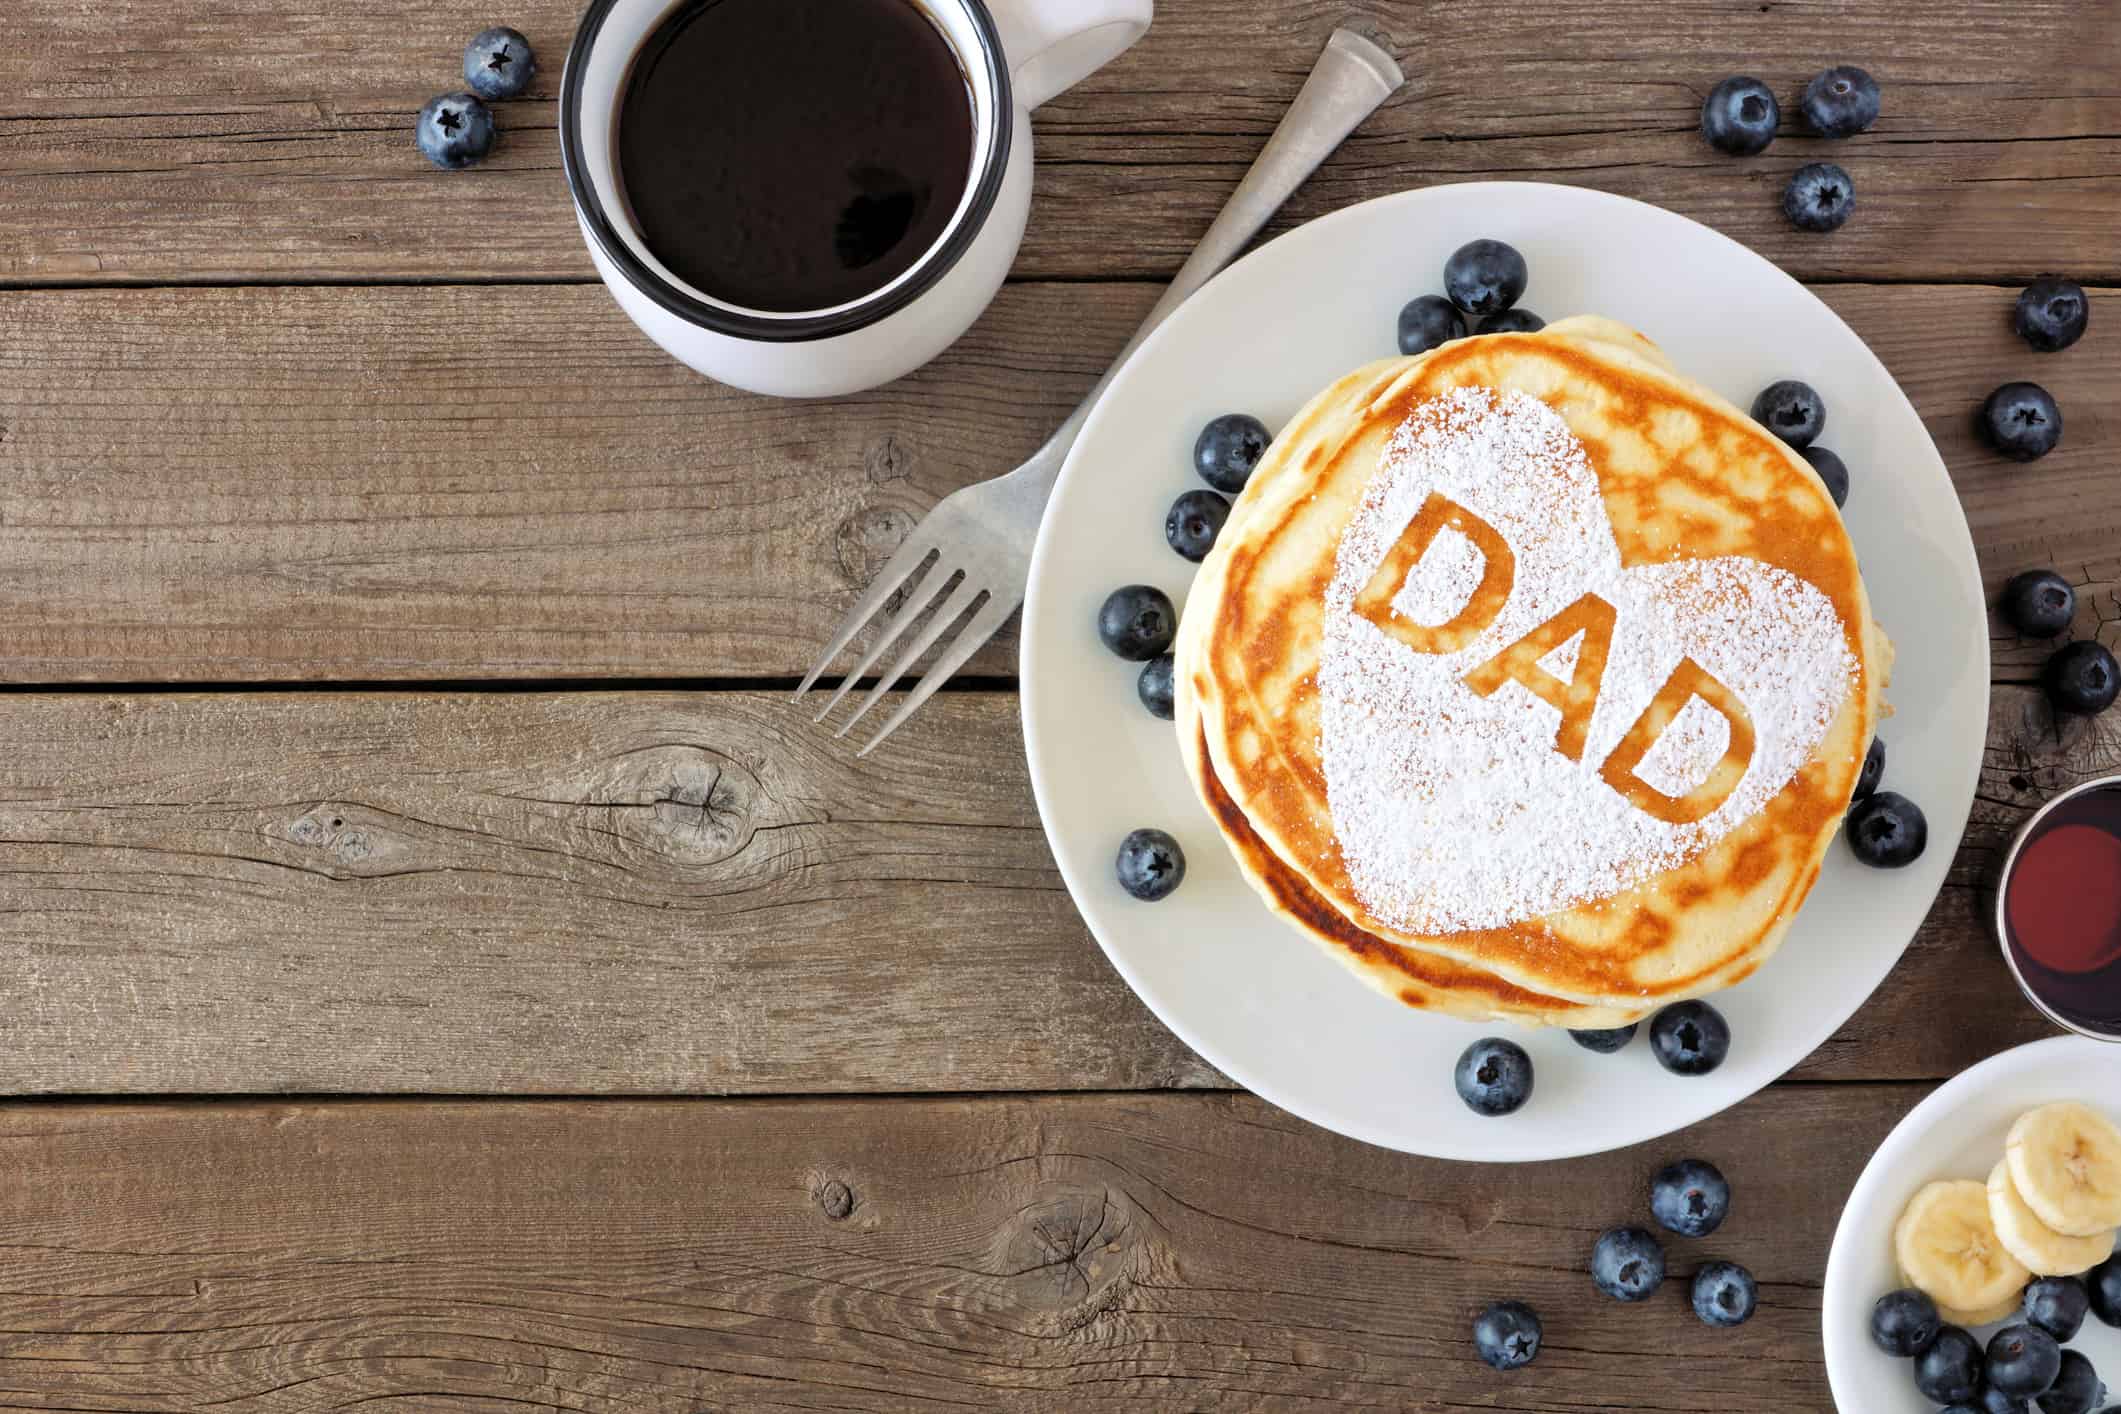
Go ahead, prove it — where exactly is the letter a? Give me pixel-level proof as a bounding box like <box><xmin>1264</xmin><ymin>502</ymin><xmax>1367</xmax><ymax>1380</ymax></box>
<box><xmin>1598</xmin><ymin>658</ymin><xmax>1757</xmax><ymax>825</ymax></box>
<box><xmin>1461</xmin><ymin>593</ymin><xmax>1618</xmax><ymax>763</ymax></box>
<box><xmin>1351</xmin><ymin>491</ymin><xmax>1515</xmax><ymax>654</ymax></box>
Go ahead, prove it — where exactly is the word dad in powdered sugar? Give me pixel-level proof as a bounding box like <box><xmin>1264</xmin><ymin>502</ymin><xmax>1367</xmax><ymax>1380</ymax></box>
<box><xmin>1317</xmin><ymin>386</ymin><xmax>1857</xmax><ymax>935</ymax></box>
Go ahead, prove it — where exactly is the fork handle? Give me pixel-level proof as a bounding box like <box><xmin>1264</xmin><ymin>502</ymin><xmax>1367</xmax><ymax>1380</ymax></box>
<box><xmin>1007</xmin><ymin>27</ymin><xmax>1405</xmax><ymax>499</ymax></box>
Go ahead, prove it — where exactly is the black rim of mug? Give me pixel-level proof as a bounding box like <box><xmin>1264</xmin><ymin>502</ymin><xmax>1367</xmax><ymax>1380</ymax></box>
<box><xmin>560</xmin><ymin>0</ymin><xmax>1014</xmax><ymax>345</ymax></box>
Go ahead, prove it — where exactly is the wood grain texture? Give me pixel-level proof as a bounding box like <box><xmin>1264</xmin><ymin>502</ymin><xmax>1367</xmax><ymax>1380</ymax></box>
<box><xmin>0</xmin><ymin>1085</ymin><xmax>1918</xmax><ymax>1410</ymax></box>
<box><xmin>0</xmin><ymin>683</ymin><xmax>2102</xmax><ymax>1095</ymax></box>
<box><xmin>0</xmin><ymin>281</ymin><xmax>2111</xmax><ymax>682</ymax></box>
<box><xmin>2</xmin><ymin>0</ymin><xmax>2119</xmax><ymax>285</ymax></box>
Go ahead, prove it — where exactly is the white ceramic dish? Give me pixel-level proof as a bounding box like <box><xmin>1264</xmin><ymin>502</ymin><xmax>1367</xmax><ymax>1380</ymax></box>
<box><xmin>1020</xmin><ymin>181</ymin><xmax>1988</xmax><ymax>1161</ymax></box>
<box><xmin>1823</xmin><ymin>1037</ymin><xmax>2121</xmax><ymax>1412</ymax></box>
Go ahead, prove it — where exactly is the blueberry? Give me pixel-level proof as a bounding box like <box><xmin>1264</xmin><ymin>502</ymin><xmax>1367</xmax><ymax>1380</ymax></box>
<box><xmin>1193</xmin><ymin>414</ymin><xmax>1270</xmax><ymax>494</ymax></box>
<box><xmin>2045</xmin><ymin>641</ymin><xmax>2120</xmax><ymax>717</ymax></box>
<box><xmin>416</xmin><ymin>92</ymin><xmax>496</xmax><ymax>169</ymax></box>
<box><xmin>464</xmin><ymin>26</ymin><xmax>536</xmax><ymax>100</ymax></box>
<box><xmin>1800</xmin><ymin>66</ymin><xmax>1882</xmax><ymax>138</ymax></box>
<box><xmin>2003</xmin><ymin>570</ymin><xmax>2078</xmax><ymax>640</ymax></box>
<box><xmin>1165</xmin><ymin>489</ymin><xmax>1230</xmax><ymax>563</ymax></box>
<box><xmin>1978</xmin><ymin>1387</ymin><xmax>2032</xmax><ymax>1414</ymax></box>
<box><xmin>1115</xmin><ymin>828</ymin><xmax>1185</xmax><ymax>901</ymax></box>
<box><xmin>1853</xmin><ymin>737</ymin><xmax>1885</xmax><ymax>802</ymax></box>
<box><xmin>1847</xmin><ymin>790</ymin><xmax>1927</xmax><ymax>868</ymax></box>
<box><xmin>1872</xmin><ymin>1287</ymin><xmax>1943</xmax><ymax>1357</ymax></box>
<box><xmin>1801</xmin><ymin>445</ymin><xmax>1849</xmax><ymax>507</ymax></box>
<box><xmin>1443</xmin><ymin>239</ymin><xmax>1529</xmax><ymax>318</ymax></box>
<box><xmin>1137</xmin><ymin>654</ymin><xmax>1175</xmax><ymax>721</ymax></box>
<box><xmin>1454</xmin><ymin>1038</ymin><xmax>1533</xmax><ymax>1117</ymax></box>
<box><xmin>2040</xmin><ymin>1350</ymin><xmax>2106</xmax><ymax>1414</ymax></box>
<box><xmin>1701</xmin><ymin>76</ymin><xmax>1780</xmax><ymax>156</ymax></box>
<box><xmin>1751</xmin><ymin>380</ymin><xmax>1826</xmax><ymax>448</ymax></box>
<box><xmin>1569</xmin><ymin>1024</ymin><xmax>1638</xmax><ymax>1053</ymax></box>
<box><xmin>2090</xmin><ymin>1250</ymin><xmax>2121</xmax><ymax>1325</ymax></box>
<box><xmin>1783</xmin><ymin>162</ymin><xmax>1855</xmax><ymax>233</ymax></box>
<box><xmin>1650</xmin><ymin>1158</ymin><xmax>1731</xmax><ymax>1237</ymax></box>
<box><xmin>1980</xmin><ymin>382</ymin><xmax>2064</xmax><ymax>462</ymax></box>
<box><xmin>1097</xmin><ymin>585</ymin><xmax>1176</xmax><ymax>661</ymax></box>
<box><xmin>1590</xmin><ymin>1226</ymin><xmax>1666</xmax><ymax>1302</ymax></box>
<box><xmin>1478</xmin><ymin>308</ymin><xmax>1544</xmax><ymax>335</ymax></box>
<box><xmin>1917</xmin><ymin>1327</ymin><xmax>1987</xmax><ymax>1406</ymax></box>
<box><xmin>1472</xmin><ymin>1300</ymin><xmax>1542</xmax><ymax>1371</ymax></box>
<box><xmin>1986</xmin><ymin>1324</ymin><xmax>2062</xmax><ymax>1399</ymax></box>
<box><xmin>1692</xmin><ymin>1261</ymin><xmax>1758</xmax><ymax>1328</ymax></box>
<box><xmin>1398</xmin><ymin>294</ymin><xmax>1467</xmax><ymax>355</ymax></box>
<box><xmin>2016</xmin><ymin>277</ymin><xmax>2090</xmax><ymax>354</ymax></box>
<box><xmin>2022</xmin><ymin>1277</ymin><xmax>2090</xmax><ymax>1343</ymax></box>
<box><xmin>1648</xmin><ymin>999</ymin><xmax>1730</xmax><ymax>1076</ymax></box>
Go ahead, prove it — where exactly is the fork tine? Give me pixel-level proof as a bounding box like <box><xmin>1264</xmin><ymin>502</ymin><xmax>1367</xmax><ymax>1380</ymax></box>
<box><xmin>835</xmin><ymin>576</ymin><xmax>986</xmax><ymax>737</ymax></box>
<box><xmin>792</xmin><ymin>533</ymin><xmax>940</xmax><ymax>699</ymax></box>
<box><xmin>856</xmin><ymin>592</ymin><xmax>1020</xmax><ymax>757</ymax></box>
<box><xmin>810</xmin><ymin>559</ymin><xmax>959</xmax><ymax>723</ymax></box>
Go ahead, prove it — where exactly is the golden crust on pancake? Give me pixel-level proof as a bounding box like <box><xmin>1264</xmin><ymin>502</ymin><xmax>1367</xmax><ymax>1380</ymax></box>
<box><xmin>1177</xmin><ymin>317</ymin><xmax>1890</xmax><ymax>1015</ymax></box>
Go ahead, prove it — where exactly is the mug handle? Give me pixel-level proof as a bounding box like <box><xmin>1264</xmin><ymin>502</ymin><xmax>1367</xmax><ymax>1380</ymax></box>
<box><xmin>984</xmin><ymin>0</ymin><xmax>1152</xmax><ymax>111</ymax></box>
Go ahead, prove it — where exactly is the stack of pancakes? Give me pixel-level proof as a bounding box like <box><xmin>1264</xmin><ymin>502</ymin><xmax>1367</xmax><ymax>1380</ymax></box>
<box><xmin>1174</xmin><ymin>317</ymin><xmax>1891</xmax><ymax>1027</ymax></box>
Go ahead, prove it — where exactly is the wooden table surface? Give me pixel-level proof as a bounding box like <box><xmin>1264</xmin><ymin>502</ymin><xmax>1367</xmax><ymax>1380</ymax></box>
<box><xmin>3</xmin><ymin>0</ymin><xmax>2119</xmax><ymax>1408</ymax></box>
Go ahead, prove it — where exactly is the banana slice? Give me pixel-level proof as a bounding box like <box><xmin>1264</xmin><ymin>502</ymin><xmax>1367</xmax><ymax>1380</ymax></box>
<box><xmin>1989</xmin><ymin>1158</ymin><xmax>2118</xmax><ymax>1276</ymax></box>
<box><xmin>1895</xmin><ymin>1179</ymin><xmax>2032</xmax><ymax>1317</ymax></box>
<box><xmin>2006</xmin><ymin>1101</ymin><xmax>2121</xmax><ymax>1238</ymax></box>
<box><xmin>1938</xmin><ymin>1293</ymin><xmax>2025</xmax><ymax>1328</ymax></box>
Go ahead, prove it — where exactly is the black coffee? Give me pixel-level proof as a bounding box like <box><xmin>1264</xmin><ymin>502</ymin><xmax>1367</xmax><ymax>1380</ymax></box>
<box><xmin>616</xmin><ymin>0</ymin><xmax>975</xmax><ymax>313</ymax></box>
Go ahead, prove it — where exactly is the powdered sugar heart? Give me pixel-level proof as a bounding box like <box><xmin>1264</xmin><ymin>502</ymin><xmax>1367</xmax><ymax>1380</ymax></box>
<box><xmin>1319</xmin><ymin>386</ymin><xmax>1857</xmax><ymax>934</ymax></box>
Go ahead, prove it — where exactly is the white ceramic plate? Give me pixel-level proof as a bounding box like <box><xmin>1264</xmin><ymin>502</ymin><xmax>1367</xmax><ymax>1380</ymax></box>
<box><xmin>1019</xmin><ymin>182</ymin><xmax>1987</xmax><ymax>1161</ymax></box>
<box><xmin>1823</xmin><ymin>1037</ymin><xmax>2121</xmax><ymax>1411</ymax></box>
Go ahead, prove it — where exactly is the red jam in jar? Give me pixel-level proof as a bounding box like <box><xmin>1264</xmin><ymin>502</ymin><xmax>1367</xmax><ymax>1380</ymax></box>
<box><xmin>2004</xmin><ymin>784</ymin><xmax>2121</xmax><ymax>1035</ymax></box>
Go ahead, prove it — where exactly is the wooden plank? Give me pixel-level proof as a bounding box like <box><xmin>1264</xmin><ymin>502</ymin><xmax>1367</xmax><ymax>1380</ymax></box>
<box><xmin>0</xmin><ymin>280</ymin><xmax>2112</xmax><ymax>683</ymax></box>
<box><xmin>3</xmin><ymin>1</ymin><xmax>2119</xmax><ymax>285</ymax></box>
<box><xmin>0</xmin><ymin>683</ymin><xmax>2096</xmax><ymax>1095</ymax></box>
<box><xmin>0</xmin><ymin>1085</ymin><xmax>1919</xmax><ymax>1410</ymax></box>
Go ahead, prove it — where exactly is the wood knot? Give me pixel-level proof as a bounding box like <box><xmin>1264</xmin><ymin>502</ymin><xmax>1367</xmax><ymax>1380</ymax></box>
<box><xmin>286</xmin><ymin>807</ymin><xmax>390</xmax><ymax>872</ymax></box>
<box><xmin>537</xmin><ymin>744</ymin><xmax>766</xmax><ymax>868</ymax></box>
<box><xmin>816</xmin><ymin>1179</ymin><xmax>855</xmax><ymax>1221</ymax></box>
<box><xmin>835</xmin><ymin>506</ymin><xmax>915</xmax><ymax>586</ymax></box>
<box><xmin>864</xmin><ymin>433</ymin><xmax>911</xmax><ymax>485</ymax></box>
<box><xmin>999</xmin><ymin>1185</ymin><xmax>1140</xmax><ymax>1335</ymax></box>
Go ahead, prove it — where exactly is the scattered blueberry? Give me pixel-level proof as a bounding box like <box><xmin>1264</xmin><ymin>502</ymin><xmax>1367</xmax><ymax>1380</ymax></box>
<box><xmin>2041</xmin><ymin>1349</ymin><xmax>2106</xmax><ymax>1414</ymax></box>
<box><xmin>1980</xmin><ymin>383</ymin><xmax>2063</xmax><ymax>462</ymax></box>
<box><xmin>1398</xmin><ymin>294</ymin><xmax>1467</xmax><ymax>355</ymax></box>
<box><xmin>1917</xmin><ymin>1327</ymin><xmax>1987</xmax><ymax>1406</ymax></box>
<box><xmin>1650</xmin><ymin>1158</ymin><xmax>1731</xmax><ymax>1238</ymax></box>
<box><xmin>1443</xmin><ymin>239</ymin><xmax>1529</xmax><ymax>318</ymax></box>
<box><xmin>1700</xmin><ymin>76</ymin><xmax>1780</xmax><ymax>156</ymax></box>
<box><xmin>1115</xmin><ymin>828</ymin><xmax>1185</xmax><ymax>902</ymax></box>
<box><xmin>1165</xmin><ymin>489</ymin><xmax>1230</xmax><ymax>563</ymax></box>
<box><xmin>1193</xmin><ymin>414</ymin><xmax>1271</xmax><ymax>494</ymax></box>
<box><xmin>2045</xmin><ymin>641</ymin><xmax>2119</xmax><ymax>716</ymax></box>
<box><xmin>1569</xmin><ymin>1024</ymin><xmax>1638</xmax><ymax>1054</ymax></box>
<box><xmin>1648</xmin><ymin>1000</ymin><xmax>1731</xmax><ymax>1076</ymax></box>
<box><xmin>1783</xmin><ymin>162</ymin><xmax>1855</xmax><ymax>233</ymax></box>
<box><xmin>1986</xmin><ymin>1324</ymin><xmax>2062</xmax><ymax>1400</ymax></box>
<box><xmin>2090</xmin><ymin>1250</ymin><xmax>2121</xmax><ymax>1326</ymax></box>
<box><xmin>1872</xmin><ymin>1287</ymin><xmax>1943</xmax><ymax>1358</ymax></box>
<box><xmin>416</xmin><ymin>92</ymin><xmax>496</xmax><ymax>169</ymax></box>
<box><xmin>1137</xmin><ymin>654</ymin><xmax>1175</xmax><ymax>721</ymax></box>
<box><xmin>1854</xmin><ymin>737</ymin><xmax>1885</xmax><ymax>802</ymax></box>
<box><xmin>2015</xmin><ymin>277</ymin><xmax>2090</xmax><ymax>354</ymax></box>
<box><xmin>2003</xmin><ymin>570</ymin><xmax>2078</xmax><ymax>640</ymax></box>
<box><xmin>1455</xmin><ymin>1038</ymin><xmax>1534</xmax><ymax>1117</ymax></box>
<box><xmin>1692</xmin><ymin>1261</ymin><xmax>1758</xmax><ymax>1328</ymax></box>
<box><xmin>464</xmin><ymin>26</ymin><xmax>536</xmax><ymax>100</ymax></box>
<box><xmin>1472</xmin><ymin>1300</ymin><xmax>1542</xmax><ymax>1371</ymax></box>
<box><xmin>1479</xmin><ymin>308</ymin><xmax>1545</xmax><ymax>335</ymax></box>
<box><xmin>1097</xmin><ymin>585</ymin><xmax>1176</xmax><ymax>661</ymax></box>
<box><xmin>1846</xmin><ymin>790</ymin><xmax>1927</xmax><ymax>868</ymax></box>
<box><xmin>2022</xmin><ymin>1277</ymin><xmax>2090</xmax><ymax>1343</ymax></box>
<box><xmin>1590</xmin><ymin>1226</ymin><xmax>1667</xmax><ymax>1302</ymax></box>
<box><xmin>1799</xmin><ymin>66</ymin><xmax>1882</xmax><ymax>138</ymax></box>
<box><xmin>1752</xmin><ymin>380</ymin><xmax>1826</xmax><ymax>449</ymax></box>
<box><xmin>1801</xmin><ymin>445</ymin><xmax>1850</xmax><ymax>507</ymax></box>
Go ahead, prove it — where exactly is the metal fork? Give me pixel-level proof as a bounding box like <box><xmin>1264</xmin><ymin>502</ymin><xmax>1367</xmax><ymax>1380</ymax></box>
<box><xmin>796</xmin><ymin>27</ymin><xmax>1406</xmax><ymax>755</ymax></box>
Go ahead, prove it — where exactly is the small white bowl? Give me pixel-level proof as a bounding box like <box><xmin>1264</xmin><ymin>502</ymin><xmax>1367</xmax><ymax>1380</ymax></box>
<box><xmin>1822</xmin><ymin>1036</ymin><xmax>2121</xmax><ymax>1411</ymax></box>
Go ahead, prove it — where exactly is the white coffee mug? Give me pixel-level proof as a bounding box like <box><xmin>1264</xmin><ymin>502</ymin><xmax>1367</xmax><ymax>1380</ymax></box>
<box><xmin>560</xmin><ymin>0</ymin><xmax>1152</xmax><ymax>398</ymax></box>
